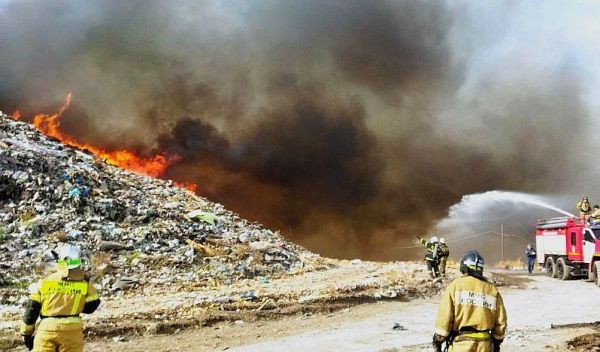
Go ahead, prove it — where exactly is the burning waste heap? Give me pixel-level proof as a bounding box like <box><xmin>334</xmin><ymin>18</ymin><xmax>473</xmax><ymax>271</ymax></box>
<box><xmin>0</xmin><ymin>112</ymin><xmax>436</xmax><ymax>346</ymax></box>
<box><xmin>0</xmin><ymin>111</ymin><xmax>310</xmax><ymax>296</ymax></box>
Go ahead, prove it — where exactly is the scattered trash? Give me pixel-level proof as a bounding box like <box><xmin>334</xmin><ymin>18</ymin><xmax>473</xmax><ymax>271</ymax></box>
<box><xmin>98</xmin><ymin>241</ymin><xmax>127</xmax><ymax>251</ymax></box>
<box><xmin>212</xmin><ymin>296</ymin><xmax>232</xmax><ymax>304</ymax></box>
<box><xmin>68</xmin><ymin>187</ymin><xmax>82</xmax><ymax>198</ymax></box>
<box><xmin>111</xmin><ymin>277</ymin><xmax>140</xmax><ymax>291</ymax></box>
<box><xmin>240</xmin><ymin>291</ymin><xmax>258</xmax><ymax>301</ymax></box>
<box><xmin>111</xmin><ymin>335</ymin><xmax>127</xmax><ymax>343</ymax></box>
<box><xmin>186</xmin><ymin>210</ymin><xmax>219</xmax><ymax>225</ymax></box>
<box><xmin>298</xmin><ymin>294</ymin><xmax>322</xmax><ymax>303</ymax></box>
<box><xmin>392</xmin><ymin>322</ymin><xmax>407</xmax><ymax>331</ymax></box>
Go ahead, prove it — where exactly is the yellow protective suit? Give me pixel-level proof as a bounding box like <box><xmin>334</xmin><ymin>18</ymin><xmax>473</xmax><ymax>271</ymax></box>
<box><xmin>419</xmin><ymin>237</ymin><xmax>440</xmax><ymax>278</ymax></box>
<box><xmin>20</xmin><ymin>268</ymin><xmax>100</xmax><ymax>352</ymax></box>
<box><xmin>34</xmin><ymin>320</ymin><xmax>84</xmax><ymax>352</ymax></box>
<box><xmin>438</xmin><ymin>243</ymin><xmax>450</xmax><ymax>275</ymax></box>
<box><xmin>577</xmin><ymin>201</ymin><xmax>592</xmax><ymax>219</ymax></box>
<box><xmin>435</xmin><ymin>275</ymin><xmax>507</xmax><ymax>352</ymax></box>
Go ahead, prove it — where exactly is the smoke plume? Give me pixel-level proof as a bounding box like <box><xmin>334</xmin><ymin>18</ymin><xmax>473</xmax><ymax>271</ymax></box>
<box><xmin>1</xmin><ymin>0</ymin><xmax>598</xmax><ymax>260</ymax></box>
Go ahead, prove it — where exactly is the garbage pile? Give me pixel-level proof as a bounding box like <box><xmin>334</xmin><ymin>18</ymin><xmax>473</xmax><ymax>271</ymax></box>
<box><xmin>0</xmin><ymin>113</ymin><xmax>313</xmax><ymax>302</ymax></box>
<box><xmin>0</xmin><ymin>112</ymin><xmax>443</xmax><ymax>348</ymax></box>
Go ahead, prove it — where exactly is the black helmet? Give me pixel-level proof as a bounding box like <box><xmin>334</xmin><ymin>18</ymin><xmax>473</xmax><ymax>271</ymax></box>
<box><xmin>460</xmin><ymin>250</ymin><xmax>485</xmax><ymax>279</ymax></box>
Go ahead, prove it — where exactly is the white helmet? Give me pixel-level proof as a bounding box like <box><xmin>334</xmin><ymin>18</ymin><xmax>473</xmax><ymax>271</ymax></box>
<box><xmin>57</xmin><ymin>244</ymin><xmax>82</xmax><ymax>269</ymax></box>
<box><xmin>439</xmin><ymin>237</ymin><xmax>446</xmax><ymax>244</ymax></box>
<box><xmin>430</xmin><ymin>236</ymin><xmax>438</xmax><ymax>243</ymax></box>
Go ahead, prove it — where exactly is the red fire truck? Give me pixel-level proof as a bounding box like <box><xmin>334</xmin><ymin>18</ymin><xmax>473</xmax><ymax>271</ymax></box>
<box><xmin>536</xmin><ymin>217</ymin><xmax>600</xmax><ymax>285</ymax></box>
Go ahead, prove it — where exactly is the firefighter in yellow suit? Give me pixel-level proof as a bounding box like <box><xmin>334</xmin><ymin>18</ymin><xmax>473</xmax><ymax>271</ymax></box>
<box><xmin>20</xmin><ymin>244</ymin><xmax>100</xmax><ymax>351</ymax></box>
<box><xmin>576</xmin><ymin>197</ymin><xmax>592</xmax><ymax>221</ymax></box>
<box><xmin>432</xmin><ymin>250</ymin><xmax>507</xmax><ymax>352</ymax></box>
<box><xmin>417</xmin><ymin>235</ymin><xmax>440</xmax><ymax>278</ymax></box>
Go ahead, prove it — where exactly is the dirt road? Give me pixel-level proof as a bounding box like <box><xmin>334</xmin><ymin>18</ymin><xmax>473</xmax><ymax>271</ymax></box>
<box><xmin>228</xmin><ymin>273</ymin><xmax>600</xmax><ymax>352</ymax></box>
<box><xmin>84</xmin><ymin>272</ymin><xmax>600</xmax><ymax>352</ymax></box>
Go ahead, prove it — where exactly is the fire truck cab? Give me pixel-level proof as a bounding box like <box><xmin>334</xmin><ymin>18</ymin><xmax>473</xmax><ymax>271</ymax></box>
<box><xmin>536</xmin><ymin>217</ymin><xmax>600</xmax><ymax>285</ymax></box>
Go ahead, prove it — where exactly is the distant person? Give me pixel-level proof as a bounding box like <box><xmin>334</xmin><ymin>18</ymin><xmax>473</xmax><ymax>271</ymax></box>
<box><xmin>576</xmin><ymin>197</ymin><xmax>592</xmax><ymax>221</ymax></box>
<box><xmin>417</xmin><ymin>235</ymin><xmax>440</xmax><ymax>279</ymax></box>
<box><xmin>438</xmin><ymin>238</ymin><xmax>450</xmax><ymax>276</ymax></box>
<box><xmin>590</xmin><ymin>205</ymin><xmax>600</xmax><ymax>224</ymax></box>
<box><xmin>525</xmin><ymin>243</ymin><xmax>537</xmax><ymax>275</ymax></box>
<box><xmin>433</xmin><ymin>250</ymin><xmax>507</xmax><ymax>352</ymax></box>
<box><xmin>20</xmin><ymin>244</ymin><xmax>100</xmax><ymax>352</ymax></box>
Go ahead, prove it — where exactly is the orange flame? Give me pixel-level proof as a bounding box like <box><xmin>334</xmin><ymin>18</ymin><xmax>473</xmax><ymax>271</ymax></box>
<box><xmin>11</xmin><ymin>110</ymin><xmax>21</xmax><ymax>120</ymax></box>
<box><xmin>174</xmin><ymin>181</ymin><xmax>198</xmax><ymax>193</ymax></box>
<box><xmin>22</xmin><ymin>94</ymin><xmax>199</xmax><ymax>190</ymax></box>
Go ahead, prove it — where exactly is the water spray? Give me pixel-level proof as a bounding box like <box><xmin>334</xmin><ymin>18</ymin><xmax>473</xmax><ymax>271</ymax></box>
<box><xmin>436</xmin><ymin>190</ymin><xmax>575</xmax><ymax>236</ymax></box>
<box><xmin>444</xmin><ymin>190</ymin><xmax>574</xmax><ymax>220</ymax></box>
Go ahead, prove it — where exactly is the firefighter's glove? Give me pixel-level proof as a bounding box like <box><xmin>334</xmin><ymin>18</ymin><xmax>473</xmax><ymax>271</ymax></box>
<box><xmin>492</xmin><ymin>338</ymin><xmax>502</xmax><ymax>352</ymax></box>
<box><xmin>22</xmin><ymin>335</ymin><xmax>34</xmax><ymax>351</ymax></box>
<box><xmin>432</xmin><ymin>333</ymin><xmax>445</xmax><ymax>352</ymax></box>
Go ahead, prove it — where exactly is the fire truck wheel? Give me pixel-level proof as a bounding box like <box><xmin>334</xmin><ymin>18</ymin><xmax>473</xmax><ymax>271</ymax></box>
<box><xmin>555</xmin><ymin>257</ymin><xmax>572</xmax><ymax>280</ymax></box>
<box><xmin>595</xmin><ymin>262</ymin><xmax>600</xmax><ymax>287</ymax></box>
<box><xmin>545</xmin><ymin>257</ymin><xmax>556</xmax><ymax>278</ymax></box>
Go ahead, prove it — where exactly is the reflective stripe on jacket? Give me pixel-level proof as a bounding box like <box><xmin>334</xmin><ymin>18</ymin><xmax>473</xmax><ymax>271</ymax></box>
<box><xmin>435</xmin><ymin>275</ymin><xmax>507</xmax><ymax>342</ymax></box>
<box><xmin>577</xmin><ymin>201</ymin><xmax>591</xmax><ymax>213</ymax></box>
<box><xmin>420</xmin><ymin>238</ymin><xmax>439</xmax><ymax>261</ymax></box>
<box><xmin>20</xmin><ymin>269</ymin><xmax>99</xmax><ymax>334</ymax></box>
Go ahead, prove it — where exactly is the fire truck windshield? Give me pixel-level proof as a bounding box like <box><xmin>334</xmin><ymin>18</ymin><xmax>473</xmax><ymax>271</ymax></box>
<box><xmin>590</xmin><ymin>229</ymin><xmax>600</xmax><ymax>241</ymax></box>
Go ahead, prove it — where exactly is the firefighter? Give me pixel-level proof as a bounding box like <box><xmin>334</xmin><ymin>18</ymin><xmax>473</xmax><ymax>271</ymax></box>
<box><xmin>432</xmin><ymin>250</ymin><xmax>507</xmax><ymax>352</ymax></box>
<box><xmin>438</xmin><ymin>238</ymin><xmax>450</xmax><ymax>276</ymax></box>
<box><xmin>590</xmin><ymin>205</ymin><xmax>600</xmax><ymax>224</ymax></box>
<box><xmin>525</xmin><ymin>243</ymin><xmax>537</xmax><ymax>275</ymax></box>
<box><xmin>417</xmin><ymin>235</ymin><xmax>440</xmax><ymax>278</ymax></box>
<box><xmin>576</xmin><ymin>197</ymin><xmax>592</xmax><ymax>221</ymax></box>
<box><xmin>20</xmin><ymin>244</ymin><xmax>100</xmax><ymax>351</ymax></box>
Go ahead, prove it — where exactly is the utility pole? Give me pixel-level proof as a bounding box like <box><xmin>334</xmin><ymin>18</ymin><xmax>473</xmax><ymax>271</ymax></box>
<box><xmin>501</xmin><ymin>224</ymin><xmax>505</xmax><ymax>262</ymax></box>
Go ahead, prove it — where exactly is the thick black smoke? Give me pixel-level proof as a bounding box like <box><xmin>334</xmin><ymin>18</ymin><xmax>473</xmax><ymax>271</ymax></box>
<box><xmin>0</xmin><ymin>1</ymin><xmax>593</xmax><ymax>260</ymax></box>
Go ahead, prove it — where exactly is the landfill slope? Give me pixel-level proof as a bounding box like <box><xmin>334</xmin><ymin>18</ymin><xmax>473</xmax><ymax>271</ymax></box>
<box><xmin>0</xmin><ymin>112</ymin><xmax>313</xmax><ymax>290</ymax></box>
<box><xmin>0</xmin><ymin>113</ymin><xmax>439</xmax><ymax>349</ymax></box>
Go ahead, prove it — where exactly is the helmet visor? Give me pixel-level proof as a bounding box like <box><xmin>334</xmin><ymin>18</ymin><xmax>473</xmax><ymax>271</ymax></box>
<box><xmin>463</xmin><ymin>258</ymin><xmax>484</xmax><ymax>272</ymax></box>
